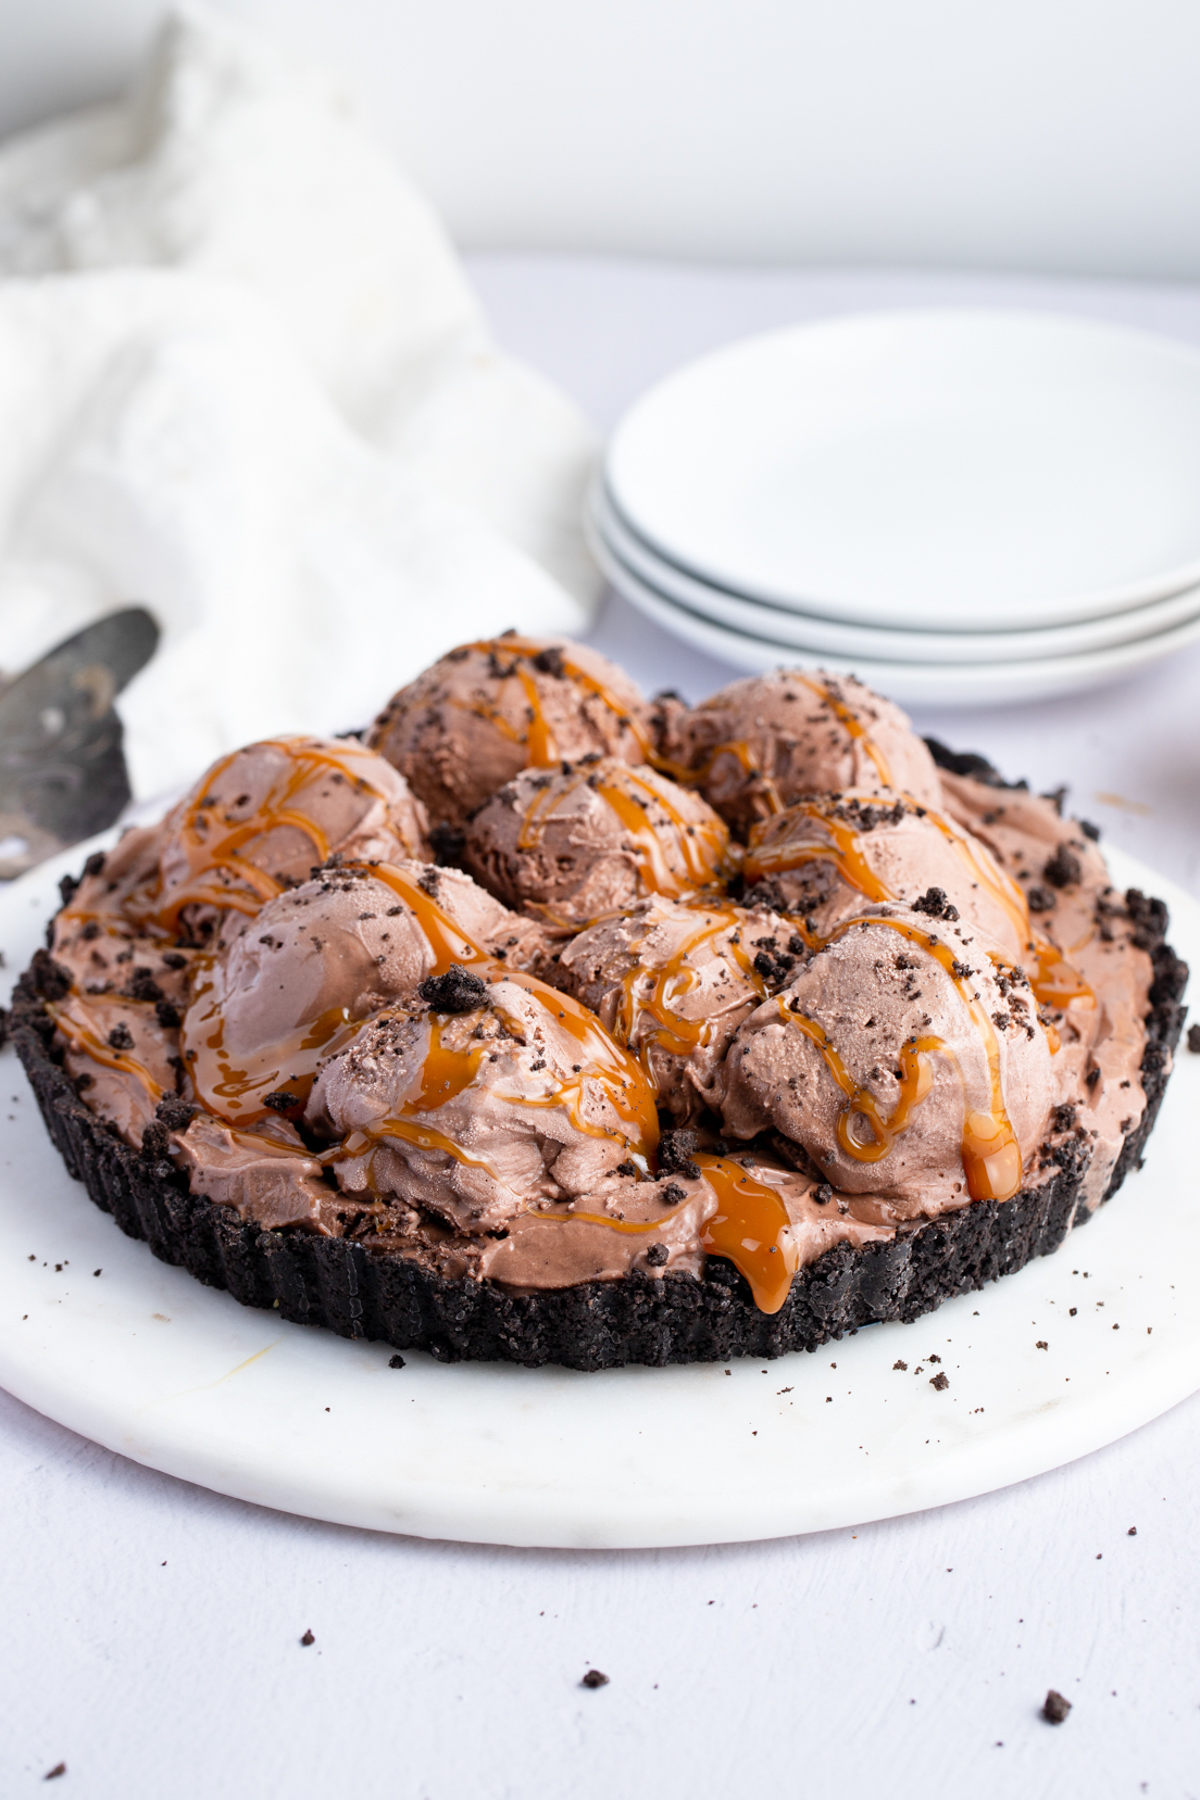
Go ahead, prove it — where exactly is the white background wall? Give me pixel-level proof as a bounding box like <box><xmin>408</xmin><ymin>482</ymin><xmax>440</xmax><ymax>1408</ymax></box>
<box><xmin>2</xmin><ymin>0</ymin><xmax>1200</xmax><ymax>277</ymax></box>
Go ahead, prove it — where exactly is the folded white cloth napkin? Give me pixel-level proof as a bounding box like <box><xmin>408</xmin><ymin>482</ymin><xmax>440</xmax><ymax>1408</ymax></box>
<box><xmin>0</xmin><ymin>5</ymin><xmax>599</xmax><ymax>799</ymax></box>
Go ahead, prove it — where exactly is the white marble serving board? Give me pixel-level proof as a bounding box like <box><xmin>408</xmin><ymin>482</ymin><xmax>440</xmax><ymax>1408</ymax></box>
<box><xmin>0</xmin><ymin>839</ymin><xmax>1194</xmax><ymax>1549</ymax></box>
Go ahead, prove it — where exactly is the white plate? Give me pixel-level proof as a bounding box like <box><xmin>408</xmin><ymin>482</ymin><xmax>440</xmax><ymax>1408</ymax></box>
<box><xmin>589</xmin><ymin>523</ymin><xmax>1200</xmax><ymax>707</ymax></box>
<box><xmin>0</xmin><ymin>839</ymin><xmax>1196</xmax><ymax>1548</ymax></box>
<box><xmin>606</xmin><ymin>309</ymin><xmax>1200</xmax><ymax>632</ymax></box>
<box><xmin>593</xmin><ymin>481</ymin><xmax>1200</xmax><ymax>665</ymax></box>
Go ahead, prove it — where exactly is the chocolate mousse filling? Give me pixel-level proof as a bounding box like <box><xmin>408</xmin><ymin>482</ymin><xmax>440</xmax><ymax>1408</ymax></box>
<box><xmin>11</xmin><ymin>663</ymin><xmax>1188</xmax><ymax>1369</ymax></box>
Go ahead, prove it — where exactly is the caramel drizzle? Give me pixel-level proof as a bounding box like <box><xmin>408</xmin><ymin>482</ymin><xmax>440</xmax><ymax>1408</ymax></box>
<box><xmin>1030</xmin><ymin>939</ymin><xmax>1094</xmax><ymax>1009</ymax></box>
<box><xmin>116</xmin><ymin>737</ymin><xmax>400</xmax><ymax>936</ymax></box>
<box><xmin>657</xmin><ymin>676</ymin><xmax>893</xmax><ymax>809</ymax></box>
<box><xmin>610</xmin><ymin>904</ymin><xmax>767</xmax><ymax>1065</ymax></box>
<box><xmin>745</xmin><ymin>797</ymin><xmax>896</xmax><ymax>905</ymax></box>
<box><xmin>328</xmin><ymin>996</ymin><xmax>658</xmax><ymax>1193</ymax></box>
<box><xmin>460</xmin><ymin>648</ymin><xmax>891</xmax><ymax>829</ymax></box>
<box><xmin>181</xmin><ymin>857</ymin><xmax>658</xmax><ymax>1156</ymax></box>
<box><xmin>343</xmin><ymin>863</ymin><xmax>660</xmax><ymax>1160</ymax></box>
<box><xmin>652</xmin><ymin>736</ymin><xmax>783</xmax><ymax>811</ymax></box>
<box><xmin>779</xmin><ymin>910</ymin><xmax>1025</xmax><ymax>1202</ymax></box>
<box><xmin>460</xmin><ymin>637</ymin><xmax>654</xmax><ymax>767</ymax></box>
<box><xmin>48</xmin><ymin>998</ymin><xmax>167</xmax><ymax>1105</ymax></box>
<box><xmin>744</xmin><ymin>792</ymin><xmax>1093</xmax><ymax>1017</ymax></box>
<box><xmin>798</xmin><ymin>676</ymin><xmax>894</xmax><ymax>789</ymax></box>
<box><xmin>181</xmin><ymin>974</ymin><xmax>363</xmax><ymax>1125</ymax></box>
<box><xmin>516</xmin><ymin>765</ymin><xmax>732</xmax><ymax>901</ymax></box>
<box><xmin>328</xmin><ymin>1013</ymin><xmax>502</xmax><ymax>1187</ymax></box>
<box><xmin>216</xmin><ymin>1121</ymin><xmax>321</xmax><ymax>1161</ymax></box>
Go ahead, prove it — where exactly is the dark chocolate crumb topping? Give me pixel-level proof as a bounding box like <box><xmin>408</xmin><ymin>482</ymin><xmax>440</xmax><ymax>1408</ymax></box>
<box><xmin>156</xmin><ymin>1094</ymin><xmax>196</xmax><ymax>1132</ymax></box>
<box><xmin>912</xmin><ymin>886</ymin><xmax>959</xmax><ymax>922</ymax></box>
<box><xmin>1044</xmin><ymin>845</ymin><xmax>1083</xmax><ymax>889</ymax></box>
<box><xmin>418</xmin><ymin>964</ymin><xmax>489</xmax><ymax>1014</ymax></box>
<box><xmin>140</xmin><ymin>1120</ymin><xmax>170</xmax><ymax>1162</ymax></box>
<box><xmin>658</xmin><ymin>1128</ymin><xmax>701</xmax><ymax>1181</ymax></box>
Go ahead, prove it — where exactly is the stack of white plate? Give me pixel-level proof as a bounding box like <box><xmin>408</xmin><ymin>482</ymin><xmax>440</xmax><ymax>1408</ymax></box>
<box><xmin>587</xmin><ymin>310</ymin><xmax>1200</xmax><ymax>705</ymax></box>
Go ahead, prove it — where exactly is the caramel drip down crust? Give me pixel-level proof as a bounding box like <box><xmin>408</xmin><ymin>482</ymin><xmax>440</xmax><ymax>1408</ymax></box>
<box><xmin>695</xmin><ymin>1155</ymin><xmax>800</xmax><ymax>1314</ymax></box>
<box><xmin>531</xmin><ymin>1155</ymin><xmax>799</xmax><ymax>1314</ymax></box>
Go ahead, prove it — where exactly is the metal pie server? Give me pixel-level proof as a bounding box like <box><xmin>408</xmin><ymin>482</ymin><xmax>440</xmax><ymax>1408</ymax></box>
<box><xmin>0</xmin><ymin>607</ymin><xmax>160</xmax><ymax>881</ymax></box>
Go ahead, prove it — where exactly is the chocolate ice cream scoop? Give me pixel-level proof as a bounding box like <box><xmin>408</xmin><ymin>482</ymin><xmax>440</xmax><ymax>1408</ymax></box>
<box><xmin>718</xmin><ymin>906</ymin><xmax>1053</xmax><ymax>1206</ymax></box>
<box><xmin>659</xmin><ymin>669</ymin><xmax>943</xmax><ymax>835</ymax></box>
<box><xmin>312</xmin><ymin>972</ymin><xmax>660</xmax><ymax>1232</ymax></box>
<box><xmin>180</xmin><ymin>861</ymin><xmax>553</xmax><ymax>1127</ymax></box>
<box><xmin>462</xmin><ymin>758</ymin><xmax>734</xmax><ymax>927</ymax></box>
<box><xmin>66</xmin><ymin>735</ymin><xmax>429</xmax><ymax>945</ymax></box>
<box><xmin>743</xmin><ymin>791</ymin><xmax>1030</xmax><ymax>962</ymax></box>
<box><xmin>367</xmin><ymin>634</ymin><xmax>654</xmax><ymax>830</ymax></box>
<box><xmin>553</xmin><ymin>895</ymin><xmax>799</xmax><ymax>1122</ymax></box>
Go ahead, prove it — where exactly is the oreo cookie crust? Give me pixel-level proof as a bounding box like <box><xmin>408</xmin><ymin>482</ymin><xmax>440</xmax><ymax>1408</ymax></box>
<box><xmin>11</xmin><ymin>902</ymin><xmax>1185</xmax><ymax>1371</ymax></box>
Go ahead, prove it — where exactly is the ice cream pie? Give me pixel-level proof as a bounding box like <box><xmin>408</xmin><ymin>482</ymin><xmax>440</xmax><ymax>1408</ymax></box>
<box><xmin>12</xmin><ymin>637</ymin><xmax>1186</xmax><ymax>1367</ymax></box>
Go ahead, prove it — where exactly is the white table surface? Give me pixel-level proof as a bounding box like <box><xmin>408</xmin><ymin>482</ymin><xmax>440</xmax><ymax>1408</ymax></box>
<box><xmin>4</xmin><ymin>257</ymin><xmax>1200</xmax><ymax>1799</ymax></box>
